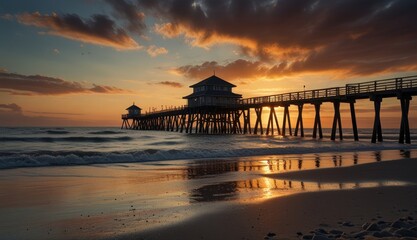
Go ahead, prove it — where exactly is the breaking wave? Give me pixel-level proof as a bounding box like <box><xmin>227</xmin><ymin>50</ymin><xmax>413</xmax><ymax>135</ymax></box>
<box><xmin>0</xmin><ymin>136</ymin><xmax>133</xmax><ymax>143</ymax></box>
<box><xmin>88</xmin><ymin>130</ymin><xmax>124</xmax><ymax>135</ymax></box>
<box><xmin>1</xmin><ymin>143</ymin><xmax>416</xmax><ymax>169</ymax></box>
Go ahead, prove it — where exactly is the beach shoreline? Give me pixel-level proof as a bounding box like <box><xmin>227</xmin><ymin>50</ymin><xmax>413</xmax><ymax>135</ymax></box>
<box><xmin>115</xmin><ymin>185</ymin><xmax>417</xmax><ymax>240</ymax></box>
<box><xmin>115</xmin><ymin>158</ymin><xmax>417</xmax><ymax>240</ymax></box>
<box><xmin>1</xmin><ymin>148</ymin><xmax>417</xmax><ymax>239</ymax></box>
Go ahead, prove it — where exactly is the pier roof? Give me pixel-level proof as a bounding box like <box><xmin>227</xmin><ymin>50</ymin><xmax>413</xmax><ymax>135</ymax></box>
<box><xmin>126</xmin><ymin>104</ymin><xmax>141</xmax><ymax>110</ymax></box>
<box><xmin>183</xmin><ymin>90</ymin><xmax>242</xmax><ymax>99</ymax></box>
<box><xmin>189</xmin><ymin>75</ymin><xmax>236</xmax><ymax>88</ymax></box>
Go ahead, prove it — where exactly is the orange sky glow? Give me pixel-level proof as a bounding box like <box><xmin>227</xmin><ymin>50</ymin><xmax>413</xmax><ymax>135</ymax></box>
<box><xmin>1</xmin><ymin>0</ymin><xmax>417</xmax><ymax>127</ymax></box>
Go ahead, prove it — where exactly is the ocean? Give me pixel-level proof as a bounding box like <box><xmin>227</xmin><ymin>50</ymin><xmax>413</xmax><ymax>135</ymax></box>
<box><xmin>1</xmin><ymin>127</ymin><xmax>417</xmax><ymax>169</ymax></box>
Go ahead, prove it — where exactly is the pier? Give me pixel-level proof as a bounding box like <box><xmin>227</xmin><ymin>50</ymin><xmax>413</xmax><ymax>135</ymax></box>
<box><xmin>122</xmin><ymin>75</ymin><xmax>417</xmax><ymax>143</ymax></box>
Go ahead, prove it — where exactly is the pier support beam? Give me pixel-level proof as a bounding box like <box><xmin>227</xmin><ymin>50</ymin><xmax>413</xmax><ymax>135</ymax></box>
<box><xmin>398</xmin><ymin>95</ymin><xmax>412</xmax><ymax>144</ymax></box>
<box><xmin>121</xmin><ymin>119</ymin><xmax>130</xmax><ymax>129</ymax></box>
<box><xmin>312</xmin><ymin>103</ymin><xmax>323</xmax><ymax>139</ymax></box>
<box><xmin>331</xmin><ymin>101</ymin><xmax>343</xmax><ymax>140</ymax></box>
<box><xmin>266</xmin><ymin>107</ymin><xmax>280</xmax><ymax>135</ymax></box>
<box><xmin>371</xmin><ymin>96</ymin><xmax>383</xmax><ymax>143</ymax></box>
<box><xmin>254</xmin><ymin>107</ymin><xmax>263</xmax><ymax>135</ymax></box>
<box><xmin>243</xmin><ymin>109</ymin><xmax>251</xmax><ymax>134</ymax></box>
<box><xmin>349</xmin><ymin>101</ymin><xmax>359</xmax><ymax>141</ymax></box>
<box><xmin>294</xmin><ymin>104</ymin><xmax>304</xmax><ymax>137</ymax></box>
<box><xmin>282</xmin><ymin>105</ymin><xmax>292</xmax><ymax>136</ymax></box>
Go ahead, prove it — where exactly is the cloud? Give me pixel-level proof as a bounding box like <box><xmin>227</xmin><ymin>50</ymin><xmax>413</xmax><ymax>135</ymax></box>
<box><xmin>0</xmin><ymin>103</ymin><xmax>91</xmax><ymax>127</ymax></box>
<box><xmin>16</xmin><ymin>12</ymin><xmax>140</xmax><ymax>50</ymax></box>
<box><xmin>0</xmin><ymin>103</ymin><xmax>22</xmax><ymax>113</ymax></box>
<box><xmin>26</xmin><ymin>111</ymin><xmax>84</xmax><ymax>116</ymax></box>
<box><xmin>1</xmin><ymin>13</ymin><xmax>13</xmax><ymax>20</ymax></box>
<box><xmin>176</xmin><ymin>60</ymin><xmax>266</xmax><ymax>80</ymax></box>
<box><xmin>105</xmin><ymin>0</ymin><xmax>146</xmax><ymax>34</ymax></box>
<box><xmin>89</xmin><ymin>84</ymin><xmax>127</xmax><ymax>93</ymax></box>
<box><xmin>147</xmin><ymin>45</ymin><xmax>168</xmax><ymax>57</ymax></box>
<box><xmin>139</xmin><ymin>0</ymin><xmax>417</xmax><ymax>77</ymax></box>
<box><xmin>155</xmin><ymin>81</ymin><xmax>183</xmax><ymax>88</ymax></box>
<box><xmin>0</xmin><ymin>72</ymin><xmax>129</xmax><ymax>95</ymax></box>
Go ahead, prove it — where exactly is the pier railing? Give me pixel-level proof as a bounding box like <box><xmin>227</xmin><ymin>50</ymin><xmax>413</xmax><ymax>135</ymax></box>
<box><xmin>125</xmin><ymin>75</ymin><xmax>417</xmax><ymax>117</ymax></box>
<box><xmin>240</xmin><ymin>75</ymin><xmax>417</xmax><ymax>105</ymax></box>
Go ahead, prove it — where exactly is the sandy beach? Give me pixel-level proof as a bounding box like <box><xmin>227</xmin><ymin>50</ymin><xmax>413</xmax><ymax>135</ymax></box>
<box><xmin>1</xmin><ymin>151</ymin><xmax>417</xmax><ymax>240</ymax></box>
<box><xmin>118</xmin><ymin>158</ymin><xmax>417</xmax><ymax>240</ymax></box>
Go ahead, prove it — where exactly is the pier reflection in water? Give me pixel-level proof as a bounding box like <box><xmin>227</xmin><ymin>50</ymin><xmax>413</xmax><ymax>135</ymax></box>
<box><xmin>184</xmin><ymin>149</ymin><xmax>414</xmax><ymax>202</ymax></box>
<box><xmin>185</xmin><ymin>149</ymin><xmax>412</xmax><ymax>179</ymax></box>
<box><xmin>190</xmin><ymin>178</ymin><xmax>407</xmax><ymax>203</ymax></box>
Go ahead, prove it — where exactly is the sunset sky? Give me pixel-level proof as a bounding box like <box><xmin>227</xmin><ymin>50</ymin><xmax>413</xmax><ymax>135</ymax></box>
<box><xmin>1</xmin><ymin>0</ymin><xmax>417</xmax><ymax>127</ymax></box>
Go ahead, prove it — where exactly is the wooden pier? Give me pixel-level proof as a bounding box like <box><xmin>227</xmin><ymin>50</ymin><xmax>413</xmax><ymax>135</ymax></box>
<box><xmin>122</xmin><ymin>75</ymin><xmax>417</xmax><ymax>143</ymax></box>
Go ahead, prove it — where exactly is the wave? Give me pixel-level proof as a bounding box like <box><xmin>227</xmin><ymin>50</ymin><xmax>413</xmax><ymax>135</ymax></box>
<box><xmin>1</xmin><ymin>143</ymin><xmax>416</xmax><ymax>169</ymax></box>
<box><xmin>146</xmin><ymin>140</ymin><xmax>185</xmax><ymax>146</ymax></box>
<box><xmin>0</xmin><ymin>136</ymin><xmax>133</xmax><ymax>143</ymax></box>
<box><xmin>46</xmin><ymin>130</ymin><xmax>71</xmax><ymax>134</ymax></box>
<box><xmin>88</xmin><ymin>130</ymin><xmax>124</xmax><ymax>135</ymax></box>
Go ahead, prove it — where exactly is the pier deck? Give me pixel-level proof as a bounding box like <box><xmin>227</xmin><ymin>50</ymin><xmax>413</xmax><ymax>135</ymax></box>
<box><xmin>122</xmin><ymin>75</ymin><xmax>417</xmax><ymax>143</ymax></box>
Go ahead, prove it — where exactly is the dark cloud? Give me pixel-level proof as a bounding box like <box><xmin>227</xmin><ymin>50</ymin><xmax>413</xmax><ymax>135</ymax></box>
<box><xmin>177</xmin><ymin>60</ymin><xmax>265</xmax><ymax>80</ymax></box>
<box><xmin>17</xmin><ymin>12</ymin><xmax>140</xmax><ymax>50</ymax></box>
<box><xmin>105</xmin><ymin>0</ymin><xmax>146</xmax><ymax>34</ymax></box>
<box><xmin>0</xmin><ymin>105</ymin><xmax>87</xmax><ymax>127</ymax></box>
<box><xmin>155</xmin><ymin>81</ymin><xmax>183</xmax><ymax>88</ymax></box>
<box><xmin>0</xmin><ymin>103</ymin><xmax>22</xmax><ymax>113</ymax></box>
<box><xmin>138</xmin><ymin>0</ymin><xmax>417</xmax><ymax>77</ymax></box>
<box><xmin>26</xmin><ymin>111</ymin><xmax>84</xmax><ymax>116</ymax></box>
<box><xmin>0</xmin><ymin>103</ymin><xmax>115</xmax><ymax>126</ymax></box>
<box><xmin>0</xmin><ymin>72</ymin><xmax>129</xmax><ymax>95</ymax></box>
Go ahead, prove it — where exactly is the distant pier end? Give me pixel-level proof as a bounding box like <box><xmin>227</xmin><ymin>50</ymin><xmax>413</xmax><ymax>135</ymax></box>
<box><xmin>121</xmin><ymin>103</ymin><xmax>141</xmax><ymax>129</ymax></box>
<box><xmin>121</xmin><ymin>74</ymin><xmax>417</xmax><ymax>144</ymax></box>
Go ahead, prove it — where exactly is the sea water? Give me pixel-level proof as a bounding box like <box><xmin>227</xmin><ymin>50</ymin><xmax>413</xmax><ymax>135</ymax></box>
<box><xmin>1</xmin><ymin>127</ymin><xmax>417</xmax><ymax>169</ymax></box>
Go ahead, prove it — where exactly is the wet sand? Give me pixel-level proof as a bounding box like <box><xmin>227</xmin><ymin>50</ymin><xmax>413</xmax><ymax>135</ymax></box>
<box><xmin>1</xmin><ymin>151</ymin><xmax>417</xmax><ymax>240</ymax></box>
<box><xmin>125</xmin><ymin>186</ymin><xmax>417</xmax><ymax>240</ymax></box>
<box><xmin>120</xmin><ymin>158</ymin><xmax>417</xmax><ymax>240</ymax></box>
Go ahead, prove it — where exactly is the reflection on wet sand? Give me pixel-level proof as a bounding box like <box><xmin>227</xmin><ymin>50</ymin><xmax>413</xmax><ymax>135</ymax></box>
<box><xmin>183</xmin><ymin>150</ymin><xmax>412</xmax><ymax>179</ymax></box>
<box><xmin>187</xmin><ymin>149</ymin><xmax>413</xmax><ymax>203</ymax></box>
<box><xmin>190</xmin><ymin>177</ymin><xmax>409</xmax><ymax>202</ymax></box>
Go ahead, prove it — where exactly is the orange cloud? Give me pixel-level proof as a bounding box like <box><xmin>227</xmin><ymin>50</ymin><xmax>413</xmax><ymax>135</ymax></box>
<box><xmin>141</xmin><ymin>0</ymin><xmax>417</xmax><ymax>77</ymax></box>
<box><xmin>154</xmin><ymin>22</ymin><xmax>257</xmax><ymax>50</ymax></box>
<box><xmin>0</xmin><ymin>103</ymin><xmax>22</xmax><ymax>113</ymax></box>
<box><xmin>17</xmin><ymin>12</ymin><xmax>140</xmax><ymax>50</ymax></box>
<box><xmin>147</xmin><ymin>45</ymin><xmax>168</xmax><ymax>57</ymax></box>
<box><xmin>0</xmin><ymin>72</ymin><xmax>129</xmax><ymax>95</ymax></box>
<box><xmin>155</xmin><ymin>81</ymin><xmax>183</xmax><ymax>88</ymax></box>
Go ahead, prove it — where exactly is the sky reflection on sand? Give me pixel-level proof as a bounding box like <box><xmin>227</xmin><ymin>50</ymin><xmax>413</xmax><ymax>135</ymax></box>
<box><xmin>0</xmin><ymin>149</ymin><xmax>415</xmax><ymax>240</ymax></box>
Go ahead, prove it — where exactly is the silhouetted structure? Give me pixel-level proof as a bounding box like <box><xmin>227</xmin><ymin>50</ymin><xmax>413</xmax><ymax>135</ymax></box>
<box><xmin>121</xmin><ymin>103</ymin><xmax>141</xmax><ymax>129</ymax></box>
<box><xmin>183</xmin><ymin>75</ymin><xmax>242</xmax><ymax>107</ymax></box>
<box><xmin>122</xmin><ymin>75</ymin><xmax>417</xmax><ymax>144</ymax></box>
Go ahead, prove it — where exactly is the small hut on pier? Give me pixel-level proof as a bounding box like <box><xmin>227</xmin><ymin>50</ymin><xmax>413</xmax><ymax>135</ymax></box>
<box><xmin>125</xmin><ymin>103</ymin><xmax>141</xmax><ymax>117</ymax></box>
<box><xmin>121</xmin><ymin>103</ymin><xmax>141</xmax><ymax>129</ymax></box>
<box><xmin>183</xmin><ymin>75</ymin><xmax>242</xmax><ymax>107</ymax></box>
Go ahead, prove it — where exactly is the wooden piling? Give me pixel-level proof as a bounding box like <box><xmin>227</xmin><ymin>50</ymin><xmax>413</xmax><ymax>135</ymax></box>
<box><xmin>371</xmin><ymin>96</ymin><xmax>383</xmax><ymax>143</ymax></box>
<box><xmin>282</xmin><ymin>105</ymin><xmax>292</xmax><ymax>136</ymax></box>
<box><xmin>349</xmin><ymin>101</ymin><xmax>359</xmax><ymax>141</ymax></box>
<box><xmin>331</xmin><ymin>101</ymin><xmax>343</xmax><ymax>140</ymax></box>
<box><xmin>266</xmin><ymin>107</ymin><xmax>280</xmax><ymax>135</ymax></box>
<box><xmin>254</xmin><ymin>107</ymin><xmax>263</xmax><ymax>135</ymax></box>
<box><xmin>398</xmin><ymin>95</ymin><xmax>412</xmax><ymax>144</ymax></box>
<box><xmin>312</xmin><ymin>103</ymin><xmax>323</xmax><ymax>139</ymax></box>
<box><xmin>294</xmin><ymin>104</ymin><xmax>304</xmax><ymax>137</ymax></box>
